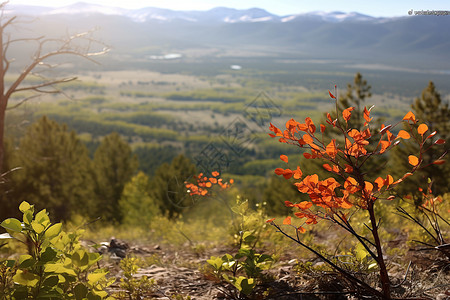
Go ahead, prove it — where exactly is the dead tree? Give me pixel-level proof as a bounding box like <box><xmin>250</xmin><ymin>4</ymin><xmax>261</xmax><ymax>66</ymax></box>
<box><xmin>0</xmin><ymin>2</ymin><xmax>109</xmax><ymax>173</ymax></box>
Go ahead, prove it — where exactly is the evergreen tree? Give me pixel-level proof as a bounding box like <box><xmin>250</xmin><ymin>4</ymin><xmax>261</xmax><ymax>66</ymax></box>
<box><xmin>149</xmin><ymin>154</ymin><xmax>196</xmax><ymax>218</ymax></box>
<box><xmin>390</xmin><ymin>81</ymin><xmax>449</xmax><ymax>199</ymax></box>
<box><xmin>11</xmin><ymin>116</ymin><xmax>94</xmax><ymax>221</ymax></box>
<box><xmin>119</xmin><ymin>172</ymin><xmax>160</xmax><ymax>228</ymax></box>
<box><xmin>336</xmin><ymin>72</ymin><xmax>372</xmax><ymax>129</ymax></box>
<box><xmin>263</xmin><ymin>175</ymin><xmax>299</xmax><ymax>216</ymax></box>
<box><xmin>92</xmin><ymin>132</ymin><xmax>138</xmax><ymax>223</ymax></box>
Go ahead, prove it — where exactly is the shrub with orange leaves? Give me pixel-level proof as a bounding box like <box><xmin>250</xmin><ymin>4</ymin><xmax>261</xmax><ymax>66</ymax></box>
<box><xmin>185</xmin><ymin>171</ymin><xmax>233</xmax><ymax>196</ymax></box>
<box><xmin>266</xmin><ymin>86</ymin><xmax>447</xmax><ymax>299</ymax></box>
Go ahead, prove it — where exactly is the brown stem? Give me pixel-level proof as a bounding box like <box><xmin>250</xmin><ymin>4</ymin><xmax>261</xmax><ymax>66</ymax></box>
<box><xmin>368</xmin><ymin>201</ymin><xmax>391</xmax><ymax>299</ymax></box>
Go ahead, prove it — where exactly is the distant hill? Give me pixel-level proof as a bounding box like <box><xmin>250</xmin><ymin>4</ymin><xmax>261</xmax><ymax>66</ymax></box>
<box><xmin>4</xmin><ymin>2</ymin><xmax>450</xmax><ymax>71</ymax></box>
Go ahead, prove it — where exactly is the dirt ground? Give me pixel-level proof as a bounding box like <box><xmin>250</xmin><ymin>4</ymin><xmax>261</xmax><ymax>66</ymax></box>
<box><xmin>99</xmin><ymin>239</ymin><xmax>450</xmax><ymax>300</ymax></box>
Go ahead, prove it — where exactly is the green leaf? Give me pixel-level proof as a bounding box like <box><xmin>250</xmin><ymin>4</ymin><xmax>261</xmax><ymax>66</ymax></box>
<box><xmin>74</xmin><ymin>283</ymin><xmax>88</xmax><ymax>300</ymax></box>
<box><xmin>13</xmin><ymin>269</ymin><xmax>40</xmax><ymax>287</ymax></box>
<box><xmin>1</xmin><ymin>218</ymin><xmax>22</xmax><ymax>232</ymax></box>
<box><xmin>44</xmin><ymin>263</ymin><xmax>77</xmax><ymax>276</ymax></box>
<box><xmin>87</xmin><ymin>272</ymin><xmax>107</xmax><ymax>285</ymax></box>
<box><xmin>206</xmin><ymin>256</ymin><xmax>223</xmax><ymax>270</ymax></box>
<box><xmin>87</xmin><ymin>292</ymin><xmax>103</xmax><ymax>300</ymax></box>
<box><xmin>31</xmin><ymin>222</ymin><xmax>45</xmax><ymax>234</ymax></box>
<box><xmin>18</xmin><ymin>255</ymin><xmax>36</xmax><ymax>269</ymax></box>
<box><xmin>72</xmin><ymin>250</ymin><xmax>89</xmax><ymax>270</ymax></box>
<box><xmin>44</xmin><ymin>223</ymin><xmax>62</xmax><ymax>240</ymax></box>
<box><xmin>23</xmin><ymin>210</ymin><xmax>33</xmax><ymax>225</ymax></box>
<box><xmin>35</xmin><ymin>209</ymin><xmax>50</xmax><ymax>225</ymax></box>
<box><xmin>19</xmin><ymin>201</ymin><xmax>31</xmax><ymax>213</ymax></box>
<box><xmin>88</xmin><ymin>253</ymin><xmax>102</xmax><ymax>265</ymax></box>
<box><xmin>42</xmin><ymin>275</ymin><xmax>59</xmax><ymax>287</ymax></box>
<box><xmin>40</xmin><ymin>247</ymin><xmax>57</xmax><ymax>263</ymax></box>
<box><xmin>355</xmin><ymin>243</ymin><xmax>369</xmax><ymax>261</ymax></box>
<box><xmin>6</xmin><ymin>259</ymin><xmax>16</xmax><ymax>268</ymax></box>
<box><xmin>240</xmin><ymin>278</ymin><xmax>255</xmax><ymax>295</ymax></box>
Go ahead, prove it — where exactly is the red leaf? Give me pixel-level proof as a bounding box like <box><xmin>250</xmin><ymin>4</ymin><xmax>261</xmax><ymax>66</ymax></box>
<box><xmin>328</xmin><ymin>90</ymin><xmax>336</xmax><ymax>99</ymax></box>
<box><xmin>435</xmin><ymin>139</ymin><xmax>445</xmax><ymax>145</ymax></box>
<box><xmin>266</xmin><ymin>218</ymin><xmax>275</xmax><ymax>223</ymax></box>
<box><xmin>280</xmin><ymin>154</ymin><xmax>289</xmax><ymax>163</ymax></box>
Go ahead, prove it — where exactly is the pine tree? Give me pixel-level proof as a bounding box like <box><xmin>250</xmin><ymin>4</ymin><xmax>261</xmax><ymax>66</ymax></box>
<box><xmin>92</xmin><ymin>132</ymin><xmax>138</xmax><ymax>223</ymax></box>
<box><xmin>336</xmin><ymin>72</ymin><xmax>372</xmax><ymax>129</ymax></box>
<box><xmin>263</xmin><ymin>175</ymin><xmax>299</xmax><ymax>216</ymax></box>
<box><xmin>11</xmin><ymin>116</ymin><xmax>94</xmax><ymax>221</ymax></box>
<box><xmin>390</xmin><ymin>81</ymin><xmax>449</xmax><ymax>199</ymax></box>
<box><xmin>149</xmin><ymin>154</ymin><xmax>197</xmax><ymax>218</ymax></box>
<box><xmin>119</xmin><ymin>172</ymin><xmax>160</xmax><ymax>228</ymax></box>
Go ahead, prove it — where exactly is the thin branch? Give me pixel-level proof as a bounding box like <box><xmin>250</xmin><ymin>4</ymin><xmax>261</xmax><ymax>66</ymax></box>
<box><xmin>6</xmin><ymin>94</ymin><xmax>40</xmax><ymax>110</ymax></box>
<box><xmin>11</xmin><ymin>77</ymin><xmax>77</xmax><ymax>93</ymax></box>
<box><xmin>271</xmin><ymin>222</ymin><xmax>384</xmax><ymax>298</ymax></box>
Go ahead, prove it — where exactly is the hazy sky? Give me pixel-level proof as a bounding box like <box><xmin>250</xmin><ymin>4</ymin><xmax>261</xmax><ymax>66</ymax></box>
<box><xmin>10</xmin><ymin>0</ymin><xmax>450</xmax><ymax>17</ymax></box>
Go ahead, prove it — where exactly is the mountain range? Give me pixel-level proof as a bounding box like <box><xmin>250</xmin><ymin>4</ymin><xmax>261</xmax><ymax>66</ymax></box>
<box><xmin>4</xmin><ymin>2</ymin><xmax>450</xmax><ymax>71</ymax></box>
<box><xmin>7</xmin><ymin>2</ymin><xmax>380</xmax><ymax>23</ymax></box>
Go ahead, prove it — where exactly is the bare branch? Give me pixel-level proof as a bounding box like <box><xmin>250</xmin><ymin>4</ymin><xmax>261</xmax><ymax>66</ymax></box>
<box><xmin>6</xmin><ymin>94</ymin><xmax>40</xmax><ymax>110</ymax></box>
<box><xmin>11</xmin><ymin>77</ymin><xmax>77</xmax><ymax>93</ymax></box>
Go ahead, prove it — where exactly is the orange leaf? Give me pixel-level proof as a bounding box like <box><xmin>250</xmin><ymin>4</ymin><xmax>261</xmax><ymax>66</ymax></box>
<box><xmin>379</xmin><ymin>140</ymin><xmax>390</xmax><ymax>154</ymax></box>
<box><xmin>325</xmin><ymin>139</ymin><xmax>337</xmax><ymax>158</ymax></box>
<box><xmin>340</xmin><ymin>199</ymin><xmax>353</xmax><ymax>209</ymax></box>
<box><xmin>297</xmin><ymin>226</ymin><xmax>307</xmax><ymax>233</ymax></box>
<box><xmin>280</xmin><ymin>154</ymin><xmax>289</xmax><ymax>163</ymax></box>
<box><xmin>433</xmin><ymin>160</ymin><xmax>446</xmax><ymax>165</ymax></box>
<box><xmin>328</xmin><ymin>90</ymin><xmax>336</xmax><ymax>99</ymax></box>
<box><xmin>266</xmin><ymin>218</ymin><xmax>275</xmax><ymax>223</ymax></box>
<box><xmin>408</xmin><ymin>155</ymin><xmax>419</xmax><ymax>166</ymax></box>
<box><xmin>298</xmin><ymin>201</ymin><xmax>313</xmax><ymax>210</ymax></box>
<box><xmin>342</xmin><ymin>107</ymin><xmax>355</xmax><ymax>122</ymax></box>
<box><xmin>403</xmin><ymin>111</ymin><xmax>417</xmax><ymax>123</ymax></box>
<box><xmin>285</xmin><ymin>201</ymin><xmax>295</xmax><ymax>207</ymax></box>
<box><xmin>363</xmin><ymin>106</ymin><xmax>372</xmax><ymax>125</ymax></box>
<box><xmin>385</xmin><ymin>174</ymin><xmax>394</xmax><ymax>186</ymax></box>
<box><xmin>344</xmin><ymin>164</ymin><xmax>353</xmax><ymax>173</ymax></box>
<box><xmin>229</xmin><ymin>179</ymin><xmax>234</xmax><ymax>184</ymax></box>
<box><xmin>320</xmin><ymin>124</ymin><xmax>326</xmax><ymax>133</ymax></box>
<box><xmin>293</xmin><ymin>166</ymin><xmax>303</xmax><ymax>179</ymax></box>
<box><xmin>303</xmin><ymin>153</ymin><xmax>313</xmax><ymax>159</ymax></box>
<box><xmin>397</xmin><ymin>130</ymin><xmax>410</xmax><ymax>139</ymax></box>
<box><xmin>418</xmin><ymin>124</ymin><xmax>428</xmax><ymax>135</ymax></box>
<box><xmin>303</xmin><ymin>134</ymin><xmax>314</xmax><ymax>145</ymax></box>
<box><xmin>274</xmin><ymin>168</ymin><xmax>285</xmax><ymax>175</ymax></box>
<box><xmin>323</xmin><ymin>164</ymin><xmax>332</xmax><ymax>171</ymax></box>
<box><xmin>305</xmin><ymin>117</ymin><xmax>316</xmax><ymax>133</ymax></box>
<box><xmin>374</xmin><ymin>177</ymin><xmax>384</xmax><ymax>190</ymax></box>
<box><xmin>364</xmin><ymin>181</ymin><xmax>374</xmax><ymax>193</ymax></box>
<box><xmin>212</xmin><ymin>171</ymin><xmax>220</xmax><ymax>177</ymax></box>
<box><xmin>283</xmin><ymin>216</ymin><xmax>292</xmax><ymax>225</ymax></box>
